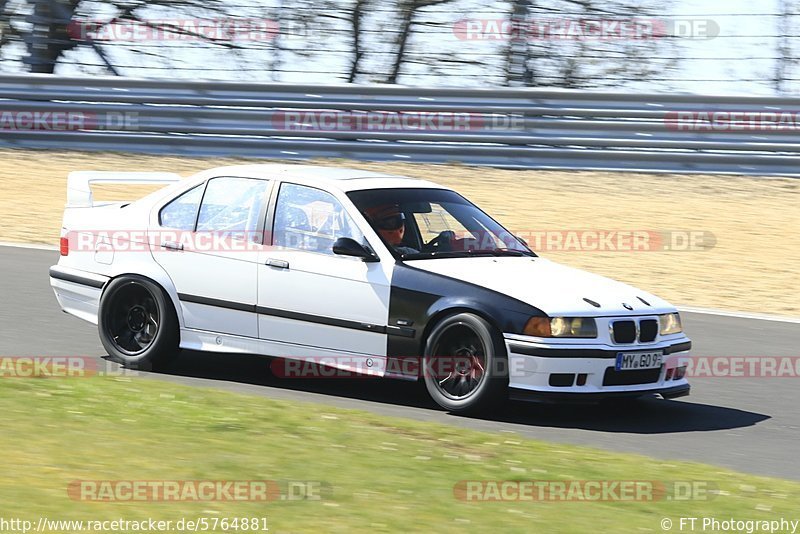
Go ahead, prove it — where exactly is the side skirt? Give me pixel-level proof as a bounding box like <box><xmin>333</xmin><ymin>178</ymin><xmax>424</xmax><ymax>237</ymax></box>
<box><xmin>179</xmin><ymin>329</ymin><xmax>388</xmax><ymax>378</ymax></box>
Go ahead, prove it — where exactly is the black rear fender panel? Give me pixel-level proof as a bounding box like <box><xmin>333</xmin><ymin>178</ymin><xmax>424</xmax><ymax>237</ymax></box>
<box><xmin>386</xmin><ymin>263</ymin><xmax>546</xmax><ymax>379</ymax></box>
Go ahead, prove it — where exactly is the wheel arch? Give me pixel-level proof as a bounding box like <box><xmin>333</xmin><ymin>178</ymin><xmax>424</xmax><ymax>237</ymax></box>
<box><xmin>105</xmin><ymin>264</ymin><xmax>184</xmax><ymax>329</ymax></box>
<box><xmin>386</xmin><ymin>264</ymin><xmax>545</xmax><ymax>380</ymax></box>
<box><xmin>419</xmin><ymin>301</ymin><xmax>506</xmax><ymax>357</ymax></box>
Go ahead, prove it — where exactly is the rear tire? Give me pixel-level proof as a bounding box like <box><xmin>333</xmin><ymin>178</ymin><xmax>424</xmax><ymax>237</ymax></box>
<box><xmin>98</xmin><ymin>275</ymin><xmax>179</xmax><ymax>371</ymax></box>
<box><xmin>422</xmin><ymin>312</ymin><xmax>508</xmax><ymax>415</ymax></box>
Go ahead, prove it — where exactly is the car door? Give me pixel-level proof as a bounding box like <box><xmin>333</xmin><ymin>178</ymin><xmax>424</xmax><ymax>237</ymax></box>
<box><xmin>257</xmin><ymin>182</ymin><xmax>392</xmax><ymax>373</ymax></box>
<box><xmin>152</xmin><ymin>176</ymin><xmax>272</xmax><ymax>338</ymax></box>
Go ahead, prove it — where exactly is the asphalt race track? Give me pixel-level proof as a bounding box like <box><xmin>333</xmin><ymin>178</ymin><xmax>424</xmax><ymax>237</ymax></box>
<box><xmin>3</xmin><ymin>246</ymin><xmax>800</xmax><ymax>480</ymax></box>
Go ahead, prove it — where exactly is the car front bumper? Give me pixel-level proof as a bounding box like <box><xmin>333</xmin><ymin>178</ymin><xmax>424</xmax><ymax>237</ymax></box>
<box><xmin>504</xmin><ymin>335</ymin><xmax>692</xmax><ymax>403</ymax></box>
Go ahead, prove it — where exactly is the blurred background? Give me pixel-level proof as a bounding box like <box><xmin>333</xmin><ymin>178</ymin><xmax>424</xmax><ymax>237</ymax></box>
<box><xmin>0</xmin><ymin>0</ymin><xmax>799</xmax><ymax>94</ymax></box>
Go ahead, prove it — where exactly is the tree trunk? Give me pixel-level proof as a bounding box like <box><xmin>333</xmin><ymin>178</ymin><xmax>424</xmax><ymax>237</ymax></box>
<box><xmin>505</xmin><ymin>0</ymin><xmax>533</xmax><ymax>86</ymax></box>
<box><xmin>775</xmin><ymin>0</ymin><xmax>790</xmax><ymax>94</ymax></box>
<box><xmin>347</xmin><ymin>0</ymin><xmax>368</xmax><ymax>83</ymax></box>
<box><xmin>25</xmin><ymin>0</ymin><xmax>79</xmax><ymax>74</ymax></box>
<box><xmin>387</xmin><ymin>2</ymin><xmax>415</xmax><ymax>84</ymax></box>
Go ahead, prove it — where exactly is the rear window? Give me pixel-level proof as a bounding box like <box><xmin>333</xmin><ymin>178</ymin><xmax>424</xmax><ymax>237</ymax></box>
<box><xmin>196</xmin><ymin>177</ymin><xmax>271</xmax><ymax>238</ymax></box>
<box><xmin>159</xmin><ymin>185</ymin><xmax>203</xmax><ymax>230</ymax></box>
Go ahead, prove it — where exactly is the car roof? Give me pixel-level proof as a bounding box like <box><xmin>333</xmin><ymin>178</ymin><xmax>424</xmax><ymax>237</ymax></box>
<box><xmin>191</xmin><ymin>164</ymin><xmax>445</xmax><ymax>193</ymax></box>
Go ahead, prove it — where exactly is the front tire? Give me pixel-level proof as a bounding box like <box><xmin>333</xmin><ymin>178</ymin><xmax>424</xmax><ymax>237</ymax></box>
<box><xmin>98</xmin><ymin>275</ymin><xmax>179</xmax><ymax>370</ymax></box>
<box><xmin>422</xmin><ymin>312</ymin><xmax>508</xmax><ymax>414</ymax></box>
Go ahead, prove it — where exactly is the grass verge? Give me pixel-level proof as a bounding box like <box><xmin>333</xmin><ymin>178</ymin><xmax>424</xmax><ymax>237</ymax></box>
<box><xmin>0</xmin><ymin>376</ymin><xmax>798</xmax><ymax>533</ymax></box>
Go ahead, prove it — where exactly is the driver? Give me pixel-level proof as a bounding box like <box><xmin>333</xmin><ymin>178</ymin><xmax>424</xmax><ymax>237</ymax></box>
<box><xmin>363</xmin><ymin>204</ymin><xmax>419</xmax><ymax>256</ymax></box>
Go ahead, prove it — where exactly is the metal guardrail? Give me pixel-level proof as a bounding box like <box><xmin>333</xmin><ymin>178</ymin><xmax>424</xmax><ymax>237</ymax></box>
<box><xmin>0</xmin><ymin>74</ymin><xmax>798</xmax><ymax>175</ymax></box>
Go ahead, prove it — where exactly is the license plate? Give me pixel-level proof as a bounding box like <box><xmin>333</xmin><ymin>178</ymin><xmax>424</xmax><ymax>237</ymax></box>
<box><xmin>615</xmin><ymin>351</ymin><xmax>663</xmax><ymax>371</ymax></box>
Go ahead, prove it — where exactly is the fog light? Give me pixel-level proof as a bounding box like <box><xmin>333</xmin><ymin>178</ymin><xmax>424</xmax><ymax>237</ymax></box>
<box><xmin>576</xmin><ymin>373</ymin><xmax>587</xmax><ymax>386</ymax></box>
<box><xmin>674</xmin><ymin>366</ymin><xmax>687</xmax><ymax>380</ymax></box>
<box><xmin>665</xmin><ymin>368</ymin><xmax>674</xmax><ymax>380</ymax></box>
<box><xmin>549</xmin><ymin>374</ymin><xmax>575</xmax><ymax>387</ymax></box>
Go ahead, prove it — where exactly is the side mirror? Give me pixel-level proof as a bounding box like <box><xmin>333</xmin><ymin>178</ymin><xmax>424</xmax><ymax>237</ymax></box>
<box><xmin>333</xmin><ymin>237</ymin><xmax>380</xmax><ymax>262</ymax></box>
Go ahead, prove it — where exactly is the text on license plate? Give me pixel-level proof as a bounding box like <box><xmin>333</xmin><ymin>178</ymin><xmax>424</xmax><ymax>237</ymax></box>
<box><xmin>615</xmin><ymin>351</ymin><xmax>663</xmax><ymax>371</ymax></box>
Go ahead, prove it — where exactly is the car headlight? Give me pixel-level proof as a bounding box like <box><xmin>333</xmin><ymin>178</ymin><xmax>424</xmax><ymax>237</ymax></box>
<box><xmin>523</xmin><ymin>317</ymin><xmax>598</xmax><ymax>338</ymax></box>
<box><xmin>659</xmin><ymin>313</ymin><xmax>683</xmax><ymax>335</ymax></box>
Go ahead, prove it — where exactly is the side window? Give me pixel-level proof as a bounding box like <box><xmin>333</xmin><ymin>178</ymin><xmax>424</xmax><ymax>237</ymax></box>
<box><xmin>196</xmin><ymin>177</ymin><xmax>271</xmax><ymax>240</ymax></box>
<box><xmin>159</xmin><ymin>185</ymin><xmax>203</xmax><ymax>230</ymax></box>
<box><xmin>273</xmin><ymin>183</ymin><xmax>364</xmax><ymax>255</ymax></box>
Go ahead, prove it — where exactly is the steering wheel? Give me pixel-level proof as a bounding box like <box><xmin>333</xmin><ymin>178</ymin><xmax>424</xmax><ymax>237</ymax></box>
<box><xmin>424</xmin><ymin>230</ymin><xmax>455</xmax><ymax>252</ymax></box>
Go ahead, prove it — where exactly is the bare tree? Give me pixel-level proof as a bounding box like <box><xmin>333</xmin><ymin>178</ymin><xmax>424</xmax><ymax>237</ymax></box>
<box><xmin>505</xmin><ymin>0</ymin><xmax>532</xmax><ymax>85</ymax></box>
<box><xmin>347</xmin><ymin>0</ymin><xmax>368</xmax><ymax>82</ymax></box>
<box><xmin>503</xmin><ymin>0</ymin><xmax>679</xmax><ymax>88</ymax></box>
<box><xmin>386</xmin><ymin>0</ymin><xmax>455</xmax><ymax>84</ymax></box>
<box><xmin>0</xmin><ymin>0</ymin><xmax>682</xmax><ymax>90</ymax></box>
<box><xmin>25</xmin><ymin>0</ymin><xmax>77</xmax><ymax>73</ymax></box>
<box><xmin>774</xmin><ymin>0</ymin><xmax>797</xmax><ymax>94</ymax></box>
<box><xmin>2</xmin><ymin>0</ymin><xmax>262</xmax><ymax>75</ymax></box>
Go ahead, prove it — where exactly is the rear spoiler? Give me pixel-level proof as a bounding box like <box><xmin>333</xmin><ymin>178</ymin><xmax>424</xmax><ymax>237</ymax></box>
<box><xmin>67</xmin><ymin>171</ymin><xmax>183</xmax><ymax>208</ymax></box>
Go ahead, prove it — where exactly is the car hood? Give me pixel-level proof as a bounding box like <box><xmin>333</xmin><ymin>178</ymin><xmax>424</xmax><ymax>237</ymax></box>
<box><xmin>403</xmin><ymin>256</ymin><xmax>676</xmax><ymax>317</ymax></box>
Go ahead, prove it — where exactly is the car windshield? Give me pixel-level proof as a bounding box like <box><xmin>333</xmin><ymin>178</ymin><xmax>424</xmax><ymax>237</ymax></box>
<box><xmin>347</xmin><ymin>188</ymin><xmax>535</xmax><ymax>260</ymax></box>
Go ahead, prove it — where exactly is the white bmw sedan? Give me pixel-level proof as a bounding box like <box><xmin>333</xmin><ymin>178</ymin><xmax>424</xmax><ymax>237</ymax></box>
<box><xmin>50</xmin><ymin>164</ymin><xmax>691</xmax><ymax>413</ymax></box>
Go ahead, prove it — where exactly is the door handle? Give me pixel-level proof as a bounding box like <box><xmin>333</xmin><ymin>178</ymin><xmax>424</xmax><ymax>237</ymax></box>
<box><xmin>265</xmin><ymin>258</ymin><xmax>290</xmax><ymax>269</ymax></box>
<box><xmin>161</xmin><ymin>241</ymin><xmax>184</xmax><ymax>251</ymax></box>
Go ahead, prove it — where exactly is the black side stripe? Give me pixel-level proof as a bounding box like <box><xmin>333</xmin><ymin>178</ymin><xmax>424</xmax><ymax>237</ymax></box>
<box><xmin>508</xmin><ymin>340</ymin><xmax>692</xmax><ymax>359</ymax></box>
<box><xmin>256</xmin><ymin>305</ymin><xmax>383</xmax><ymax>334</ymax></box>
<box><xmin>178</xmin><ymin>293</ymin><xmax>256</xmax><ymax>313</ymax></box>
<box><xmin>178</xmin><ymin>294</ymin><xmax>415</xmax><ymax>337</ymax></box>
<box><xmin>49</xmin><ymin>268</ymin><xmax>106</xmax><ymax>289</ymax></box>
